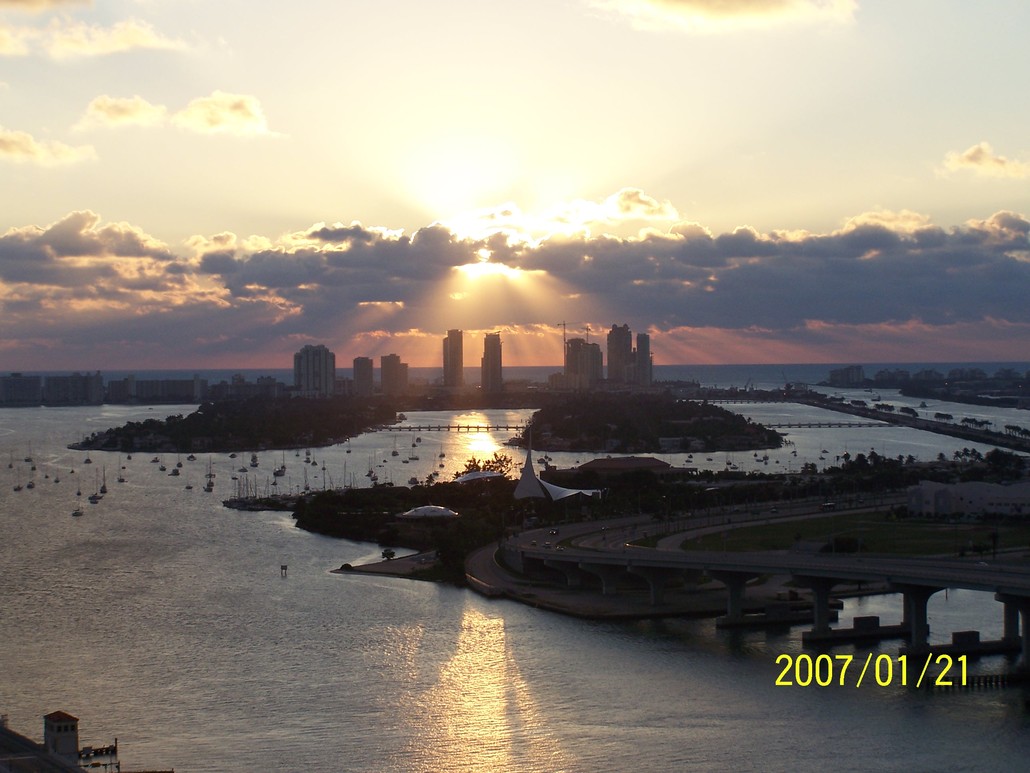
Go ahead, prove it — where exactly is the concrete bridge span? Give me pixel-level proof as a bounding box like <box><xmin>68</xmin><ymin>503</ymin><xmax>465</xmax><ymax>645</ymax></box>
<box><xmin>501</xmin><ymin>541</ymin><xmax>1030</xmax><ymax>663</ymax></box>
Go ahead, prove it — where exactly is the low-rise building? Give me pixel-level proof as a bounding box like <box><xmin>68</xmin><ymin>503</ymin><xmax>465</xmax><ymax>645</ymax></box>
<box><xmin>908</xmin><ymin>480</ymin><xmax>1030</xmax><ymax>518</ymax></box>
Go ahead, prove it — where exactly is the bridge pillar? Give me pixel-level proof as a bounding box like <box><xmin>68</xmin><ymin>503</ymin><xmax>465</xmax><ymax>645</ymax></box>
<box><xmin>544</xmin><ymin>560</ymin><xmax>585</xmax><ymax>589</ymax></box>
<box><xmin>709</xmin><ymin>570</ymin><xmax>759</xmax><ymax>623</ymax></box>
<box><xmin>578</xmin><ymin>563</ymin><xmax>625</xmax><ymax>596</ymax></box>
<box><xmin>626</xmin><ymin>566</ymin><xmax>680</xmax><ymax>605</ymax></box>
<box><xmin>893</xmin><ymin>584</ymin><xmax>943</xmax><ymax>650</ymax></box>
<box><xmin>997</xmin><ymin>594</ymin><xmax>1021</xmax><ymax>643</ymax></box>
<box><xmin>793</xmin><ymin>576</ymin><xmax>838</xmax><ymax>636</ymax></box>
<box><xmin>998</xmin><ymin>594</ymin><xmax>1030</xmax><ymax>669</ymax></box>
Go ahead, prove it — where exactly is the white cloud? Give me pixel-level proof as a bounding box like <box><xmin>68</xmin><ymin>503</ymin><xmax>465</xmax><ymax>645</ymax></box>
<box><xmin>74</xmin><ymin>94</ymin><xmax>168</xmax><ymax>130</ymax></box>
<box><xmin>1</xmin><ymin>16</ymin><xmax>184</xmax><ymax>59</ymax></box>
<box><xmin>171</xmin><ymin>91</ymin><xmax>276</xmax><ymax>136</ymax></box>
<box><xmin>0</xmin><ymin>125</ymin><xmax>96</xmax><ymax>165</ymax></box>
<box><xmin>44</xmin><ymin>18</ymin><xmax>186</xmax><ymax>59</ymax></box>
<box><xmin>0</xmin><ymin>0</ymin><xmax>87</xmax><ymax>10</ymax></box>
<box><xmin>942</xmin><ymin>141</ymin><xmax>1030</xmax><ymax>180</ymax></box>
<box><xmin>73</xmin><ymin>91</ymin><xmax>278</xmax><ymax>137</ymax></box>
<box><xmin>0</xmin><ymin>23</ymin><xmax>36</xmax><ymax>55</ymax></box>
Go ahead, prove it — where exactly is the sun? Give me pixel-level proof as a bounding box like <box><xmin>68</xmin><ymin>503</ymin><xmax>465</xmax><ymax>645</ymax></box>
<box><xmin>455</xmin><ymin>258</ymin><xmax>524</xmax><ymax>282</ymax></box>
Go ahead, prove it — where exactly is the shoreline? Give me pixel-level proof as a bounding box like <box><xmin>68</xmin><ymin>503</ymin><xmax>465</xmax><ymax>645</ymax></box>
<box><xmin>341</xmin><ymin>539</ymin><xmax>892</xmax><ymax>621</ymax></box>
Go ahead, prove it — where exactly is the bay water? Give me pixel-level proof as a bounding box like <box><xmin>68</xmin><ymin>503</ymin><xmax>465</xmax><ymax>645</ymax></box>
<box><xmin>2</xmin><ymin>391</ymin><xmax>1030</xmax><ymax>771</ymax></box>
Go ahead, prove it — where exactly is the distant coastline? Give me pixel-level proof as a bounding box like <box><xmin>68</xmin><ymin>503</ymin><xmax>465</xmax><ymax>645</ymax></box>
<box><xmin>9</xmin><ymin>360</ymin><xmax>1030</xmax><ymax>387</ymax></box>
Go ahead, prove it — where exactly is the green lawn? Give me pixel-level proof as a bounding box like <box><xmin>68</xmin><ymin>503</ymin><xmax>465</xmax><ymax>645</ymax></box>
<box><xmin>681</xmin><ymin>512</ymin><xmax>1030</xmax><ymax>556</ymax></box>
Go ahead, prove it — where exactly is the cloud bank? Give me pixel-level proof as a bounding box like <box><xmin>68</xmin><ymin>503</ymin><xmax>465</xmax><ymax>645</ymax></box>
<box><xmin>1</xmin><ymin>193</ymin><xmax>1027</xmax><ymax>369</ymax></box>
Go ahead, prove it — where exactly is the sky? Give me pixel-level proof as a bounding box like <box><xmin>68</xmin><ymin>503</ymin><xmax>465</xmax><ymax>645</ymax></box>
<box><xmin>1</xmin><ymin>0</ymin><xmax>1028</xmax><ymax>371</ymax></box>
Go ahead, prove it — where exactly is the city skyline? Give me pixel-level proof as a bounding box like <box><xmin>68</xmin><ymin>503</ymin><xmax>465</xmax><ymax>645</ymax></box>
<box><xmin>1</xmin><ymin>2</ymin><xmax>1029</xmax><ymax>371</ymax></box>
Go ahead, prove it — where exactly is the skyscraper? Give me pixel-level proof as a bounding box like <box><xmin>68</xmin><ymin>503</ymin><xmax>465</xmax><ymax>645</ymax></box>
<box><xmin>381</xmin><ymin>353</ymin><xmax>408</xmax><ymax>396</ymax></box>
<box><xmin>353</xmin><ymin>356</ymin><xmax>374</xmax><ymax>396</ymax></box>
<box><xmin>565</xmin><ymin>337</ymin><xmax>602</xmax><ymax>391</ymax></box>
<box><xmin>635</xmin><ymin>332</ymin><xmax>652</xmax><ymax>387</ymax></box>
<box><xmin>443</xmin><ymin>329</ymin><xmax>464</xmax><ymax>388</ymax></box>
<box><xmin>606</xmin><ymin>323</ymin><xmax>633</xmax><ymax>383</ymax></box>
<box><xmin>481</xmin><ymin>333</ymin><xmax>503</xmax><ymax>394</ymax></box>
<box><xmin>293</xmin><ymin>344</ymin><xmax>336</xmax><ymax>398</ymax></box>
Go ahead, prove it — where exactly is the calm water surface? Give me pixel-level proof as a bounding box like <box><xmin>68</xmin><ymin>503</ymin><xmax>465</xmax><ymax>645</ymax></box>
<box><xmin>2</xmin><ymin>404</ymin><xmax>1029</xmax><ymax>772</ymax></box>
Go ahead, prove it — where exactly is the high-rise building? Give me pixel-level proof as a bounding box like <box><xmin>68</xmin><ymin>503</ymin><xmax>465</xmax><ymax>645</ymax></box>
<box><xmin>565</xmin><ymin>338</ymin><xmax>602</xmax><ymax>391</ymax></box>
<box><xmin>353</xmin><ymin>356</ymin><xmax>374</xmax><ymax>396</ymax></box>
<box><xmin>481</xmin><ymin>333</ymin><xmax>503</xmax><ymax>394</ymax></box>
<box><xmin>635</xmin><ymin>332</ymin><xmax>652</xmax><ymax>387</ymax></box>
<box><xmin>294</xmin><ymin>344</ymin><xmax>336</xmax><ymax>398</ymax></box>
<box><xmin>606</xmin><ymin>324</ymin><xmax>633</xmax><ymax>383</ymax></box>
<box><xmin>381</xmin><ymin>353</ymin><xmax>408</xmax><ymax>396</ymax></box>
<box><xmin>43</xmin><ymin>372</ymin><xmax>104</xmax><ymax>405</ymax></box>
<box><xmin>443</xmin><ymin>329</ymin><xmax>464</xmax><ymax>388</ymax></box>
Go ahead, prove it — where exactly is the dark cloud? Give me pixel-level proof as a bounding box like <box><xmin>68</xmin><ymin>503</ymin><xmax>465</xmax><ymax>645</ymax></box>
<box><xmin>1</xmin><ymin>206</ymin><xmax>1028</xmax><ymax>368</ymax></box>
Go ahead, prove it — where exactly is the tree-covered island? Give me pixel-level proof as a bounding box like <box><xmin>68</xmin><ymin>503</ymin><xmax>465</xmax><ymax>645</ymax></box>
<box><xmin>69</xmin><ymin>391</ymin><xmax>784</xmax><ymax>455</ymax></box>
<box><xmin>518</xmin><ymin>392</ymin><xmax>784</xmax><ymax>453</ymax></box>
<box><xmin>69</xmin><ymin>396</ymin><xmax>399</xmax><ymax>453</ymax></box>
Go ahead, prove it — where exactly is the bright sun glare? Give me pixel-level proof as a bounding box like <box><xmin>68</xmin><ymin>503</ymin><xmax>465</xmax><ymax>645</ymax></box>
<box><xmin>455</xmin><ymin>260</ymin><xmax>524</xmax><ymax>281</ymax></box>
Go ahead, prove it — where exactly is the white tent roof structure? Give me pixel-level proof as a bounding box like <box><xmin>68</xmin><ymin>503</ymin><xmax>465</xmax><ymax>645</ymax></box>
<box><xmin>453</xmin><ymin>470</ymin><xmax>504</xmax><ymax>484</ymax></box>
<box><xmin>398</xmin><ymin>505</ymin><xmax>460</xmax><ymax>519</ymax></box>
<box><xmin>513</xmin><ymin>448</ymin><xmax>602</xmax><ymax>501</ymax></box>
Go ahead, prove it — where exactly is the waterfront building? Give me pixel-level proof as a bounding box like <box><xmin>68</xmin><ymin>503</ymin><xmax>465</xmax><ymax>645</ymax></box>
<box><xmin>43</xmin><ymin>711</ymin><xmax>79</xmax><ymax>761</ymax></box>
<box><xmin>353</xmin><ymin>356</ymin><xmax>374</xmax><ymax>396</ymax></box>
<box><xmin>443</xmin><ymin>329</ymin><xmax>464</xmax><ymax>388</ymax></box>
<box><xmin>565</xmin><ymin>338</ymin><xmax>603</xmax><ymax>391</ymax></box>
<box><xmin>606</xmin><ymin>324</ymin><xmax>633</xmax><ymax>384</ymax></box>
<box><xmin>294</xmin><ymin>344</ymin><xmax>336</xmax><ymax>398</ymax></box>
<box><xmin>828</xmin><ymin>365</ymin><xmax>865</xmax><ymax>387</ymax></box>
<box><xmin>0</xmin><ymin>373</ymin><xmax>42</xmax><ymax>406</ymax></box>
<box><xmin>96</xmin><ymin>374</ymin><xmax>209</xmax><ymax>404</ymax></box>
<box><xmin>481</xmin><ymin>333</ymin><xmax>503</xmax><ymax>394</ymax></box>
<box><xmin>381</xmin><ymin>353</ymin><xmax>409</xmax><ymax>396</ymax></box>
<box><xmin>208</xmin><ymin>374</ymin><xmax>285</xmax><ymax>401</ymax></box>
<box><xmin>43</xmin><ymin>372</ymin><xmax>104</xmax><ymax>405</ymax></box>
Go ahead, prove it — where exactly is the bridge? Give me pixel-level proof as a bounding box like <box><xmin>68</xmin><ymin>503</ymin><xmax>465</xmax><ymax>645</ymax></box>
<box><xmin>500</xmin><ymin>537</ymin><xmax>1030</xmax><ymax>664</ymax></box>
<box><xmin>763</xmin><ymin>421</ymin><xmax>887</xmax><ymax>429</ymax></box>
<box><xmin>381</xmin><ymin>423</ymin><xmax>526</xmax><ymax>433</ymax></box>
